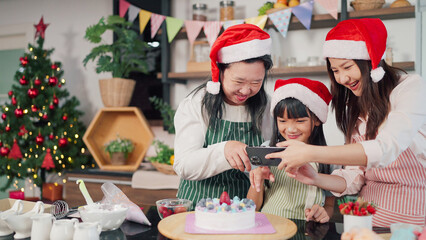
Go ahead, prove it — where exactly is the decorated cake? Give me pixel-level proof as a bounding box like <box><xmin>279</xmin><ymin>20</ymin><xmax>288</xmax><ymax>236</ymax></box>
<box><xmin>194</xmin><ymin>191</ymin><xmax>256</xmax><ymax>231</ymax></box>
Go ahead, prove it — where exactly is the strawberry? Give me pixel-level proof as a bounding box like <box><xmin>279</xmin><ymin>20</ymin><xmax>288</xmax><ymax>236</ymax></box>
<box><xmin>219</xmin><ymin>191</ymin><xmax>231</xmax><ymax>205</ymax></box>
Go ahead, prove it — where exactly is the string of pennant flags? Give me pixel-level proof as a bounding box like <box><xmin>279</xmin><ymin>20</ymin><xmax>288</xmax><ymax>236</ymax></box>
<box><xmin>119</xmin><ymin>0</ymin><xmax>338</xmax><ymax>46</ymax></box>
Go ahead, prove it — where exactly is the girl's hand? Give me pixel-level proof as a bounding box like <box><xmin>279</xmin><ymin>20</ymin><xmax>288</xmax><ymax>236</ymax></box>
<box><xmin>225</xmin><ymin>141</ymin><xmax>251</xmax><ymax>172</ymax></box>
<box><xmin>305</xmin><ymin>204</ymin><xmax>330</xmax><ymax>223</ymax></box>
<box><xmin>286</xmin><ymin>163</ymin><xmax>319</xmax><ymax>186</ymax></box>
<box><xmin>266</xmin><ymin>140</ymin><xmax>311</xmax><ymax>173</ymax></box>
<box><xmin>249</xmin><ymin>166</ymin><xmax>275</xmax><ymax>192</ymax></box>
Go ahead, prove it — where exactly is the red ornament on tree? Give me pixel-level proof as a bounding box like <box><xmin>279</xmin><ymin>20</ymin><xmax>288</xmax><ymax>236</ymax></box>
<box><xmin>53</xmin><ymin>96</ymin><xmax>59</xmax><ymax>105</ymax></box>
<box><xmin>0</xmin><ymin>146</ymin><xmax>10</xmax><ymax>156</ymax></box>
<box><xmin>19</xmin><ymin>76</ymin><xmax>28</xmax><ymax>85</ymax></box>
<box><xmin>20</xmin><ymin>57</ymin><xmax>28</xmax><ymax>67</ymax></box>
<box><xmin>28</xmin><ymin>88</ymin><xmax>39</xmax><ymax>98</ymax></box>
<box><xmin>5</xmin><ymin>125</ymin><xmax>11</xmax><ymax>132</ymax></box>
<box><xmin>49</xmin><ymin>103</ymin><xmax>55</xmax><ymax>110</ymax></box>
<box><xmin>8</xmin><ymin>139</ymin><xmax>23</xmax><ymax>160</ymax></box>
<box><xmin>49</xmin><ymin>133</ymin><xmax>55</xmax><ymax>140</ymax></box>
<box><xmin>51</xmin><ymin>64</ymin><xmax>57</xmax><ymax>70</ymax></box>
<box><xmin>14</xmin><ymin>108</ymin><xmax>24</xmax><ymax>118</ymax></box>
<box><xmin>8</xmin><ymin>91</ymin><xmax>13</xmax><ymax>97</ymax></box>
<box><xmin>34</xmin><ymin>78</ymin><xmax>42</xmax><ymax>86</ymax></box>
<box><xmin>18</xmin><ymin>125</ymin><xmax>28</xmax><ymax>136</ymax></box>
<box><xmin>42</xmin><ymin>114</ymin><xmax>48</xmax><ymax>120</ymax></box>
<box><xmin>62</xmin><ymin>115</ymin><xmax>68</xmax><ymax>121</ymax></box>
<box><xmin>0</xmin><ymin>142</ymin><xmax>2</xmax><ymax>147</ymax></box>
<box><xmin>58</xmin><ymin>137</ymin><xmax>68</xmax><ymax>148</ymax></box>
<box><xmin>1</xmin><ymin>113</ymin><xmax>6</xmax><ymax>120</ymax></box>
<box><xmin>11</xmin><ymin>97</ymin><xmax>17</xmax><ymax>106</ymax></box>
<box><xmin>58</xmin><ymin>84</ymin><xmax>62</xmax><ymax>88</ymax></box>
<box><xmin>48</xmin><ymin>76</ymin><xmax>58</xmax><ymax>86</ymax></box>
<box><xmin>36</xmin><ymin>133</ymin><xmax>44</xmax><ymax>145</ymax></box>
<box><xmin>31</xmin><ymin>105</ymin><xmax>38</xmax><ymax>112</ymax></box>
<box><xmin>41</xmin><ymin>149</ymin><xmax>55</xmax><ymax>170</ymax></box>
<box><xmin>34</xmin><ymin>16</ymin><xmax>49</xmax><ymax>39</ymax></box>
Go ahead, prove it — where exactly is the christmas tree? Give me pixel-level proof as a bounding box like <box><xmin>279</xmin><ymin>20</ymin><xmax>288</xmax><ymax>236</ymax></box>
<box><xmin>0</xmin><ymin>17</ymin><xmax>92</xmax><ymax>191</ymax></box>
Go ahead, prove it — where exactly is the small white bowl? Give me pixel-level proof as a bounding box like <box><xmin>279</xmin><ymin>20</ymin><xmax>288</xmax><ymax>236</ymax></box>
<box><xmin>79</xmin><ymin>203</ymin><xmax>128</xmax><ymax>231</ymax></box>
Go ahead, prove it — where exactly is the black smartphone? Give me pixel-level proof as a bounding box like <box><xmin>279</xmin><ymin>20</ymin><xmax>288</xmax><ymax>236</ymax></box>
<box><xmin>246</xmin><ymin>146</ymin><xmax>286</xmax><ymax>166</ymax></box>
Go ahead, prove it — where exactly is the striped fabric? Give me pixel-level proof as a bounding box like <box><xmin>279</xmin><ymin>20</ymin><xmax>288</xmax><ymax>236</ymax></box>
<box><xmin>261</xmin><ymin>164</ymin><xmax>325</xmax><ymax>220</ymax></box>
<box><xmin>177</xmin><ymin>119</ymin><xmax>263</xmax><ymax>208</ymax></box>
<box><xmin>353</xmin><ymin>134</ymin><xmax>426</xmax><ymax>227</ymax></box>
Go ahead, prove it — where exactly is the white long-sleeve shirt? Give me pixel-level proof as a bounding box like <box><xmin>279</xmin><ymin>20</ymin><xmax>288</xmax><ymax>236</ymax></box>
<box><xmin>173</xmin><ymin>89</ymin><xmax>272</xmax><ymax>181</ymax></box>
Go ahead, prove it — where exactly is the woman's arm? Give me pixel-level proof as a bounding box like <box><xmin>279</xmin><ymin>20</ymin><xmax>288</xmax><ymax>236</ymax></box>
<box><xmin>324</xmin><ymin>196</ymin><xmax>335</xmax><ymax>219</ymax></box>
<box><xmin>173</xmin><ymin>94</ymin><xmax>231</xmax><ymax>180</ymax></box>
<box><xmin>247</xmin><ymin>183</ymin><xmax>264</xmax><ymax>211</ymax></box>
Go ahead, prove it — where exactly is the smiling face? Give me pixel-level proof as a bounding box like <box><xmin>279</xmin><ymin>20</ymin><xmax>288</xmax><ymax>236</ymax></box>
<box><xmin>328</xmin><ymin>58</ymin><xmax>363</xmax><ymax>97</ymax></box>
<box><xmin>277</xmin><ymin>109</ymin><xmax>320</xmax><ymax>144</ymax></box>
<box><xmin>220</xmin><ymin>61</ymin><xmax>265</xmax><ymax>106</ymax></box>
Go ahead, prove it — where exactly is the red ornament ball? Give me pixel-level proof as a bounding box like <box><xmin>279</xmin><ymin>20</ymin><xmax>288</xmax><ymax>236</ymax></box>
<box><xmin>42</xmin><ymin>114</ymin><xmax>48</xmax><ymax>120</ymax></box>
<box><xmin>49</xmin><ymin>133</ymin><xmax>55</xmax><ymax>140</ymax></box>
<box><xmin>62</xmin><ymin>115</ymin><xmax>68</xmax><ymax>121</ymax></box>
<box><xmin>51</xmin><ymin>64</ymin><xmax>58</xmax><ymax>70</ymax></box>
<box><xmin>48</xmin><ymin>76</ymin><xmax>58</xmax><ymax>86</ymax></box>
<box><xmin>8</xmin><ymin>91</ymin><xmax>13</xmax><ymax>97</ymax></box>
<box><xmin>31</xmin><ymin>105</ymin><xmax>38</xmax><ymax>112</ymax></box>
<box><xmin>19</xmin><ymin>76</ymin><xmax>28</xmax><ymax>85</ymax></box>
<box><xmin>58</xmin><ymin>138</ymin><xmax>68</xmax><ymax>147</ymax></box>
<box><xmin>36</xmin><ymin>133</ymin><xmax>44</xmax><ymax>145</ymax></box>
<box><xmin>53</xmin><ymin>96</ymin><xmax>59</xmax><ymax>105</ymax></box>
<box><xmin>28</xmin><ymin>88</ymin><xmax>39</xmax><ymax>98</ymax></box>
<box><xmin>11</xmin><ymin>97</ymin><xmax>17</xmax><ymax>106</ymax></box>
<box><xmin>1</xmin><ymin>113</ymin><xmax>6</xmax><ymax>120</ymax></box>
<box><xmin>20</xmin><ymin>56</ymin><xmax>28</xmax><ymax>67</ymax></box>
<box><xmin>5</xmin><ymin>125</ymin><xmax>11</xmax><ymax>132</ymax></box>
<box><xmin>0</xmin><ymin>146</ymin><xmax>10</xmax><ymax>156</ymax></box>
<box><xmin>58</xmin><ymin>84</ymin><xmax>62</xmax><ymax>88</ymax></box>
<box><xmin>14</xmin><ymin>108</ymin><xmax>24</xmax><ymax>118</ymax></box>
<box><xmin>34</xmin><ymin>78</ymin><xmax>42</xmax><ymax>86</ymax></box>
<box><xmin>49</xmin><ymin>104</ymin><xmax>55</xmax><ymax>110</ymax></box>
<box><xmin>0</xmin><ymin>142</ymin><xmax>2</xmax><ymax>147</ymax></box>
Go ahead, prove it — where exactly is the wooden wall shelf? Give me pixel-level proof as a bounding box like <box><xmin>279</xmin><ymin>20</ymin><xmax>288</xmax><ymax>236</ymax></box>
<box><xmin>83</xmin><ymin>107</ymin><xmax>154</xmax><ymax>172</ymax></box>
<box><xmin>159</xmin><ymin>6</ymin><xmax>415</xmax><ymax>40</ymax></box>
<box><xmin>157</xmin><ymin>61</ymin><xmax>415</xmax><ymax>80</ymax></box>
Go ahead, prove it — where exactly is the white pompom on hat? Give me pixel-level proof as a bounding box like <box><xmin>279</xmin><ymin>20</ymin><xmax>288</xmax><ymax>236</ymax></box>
<box><xmin>270</xmin><ymin>78</ymin><xmax>332</xmax><ymax>123</ymax></box>
<box><xmin>322</xmin><ymin>18</ymin><xmax>388</xmax><ymax>83</ymax></box>
<box><xmin>207</xmin><ymin>24</ymin><xmax>272</xmax><ymax>94</ymax></box>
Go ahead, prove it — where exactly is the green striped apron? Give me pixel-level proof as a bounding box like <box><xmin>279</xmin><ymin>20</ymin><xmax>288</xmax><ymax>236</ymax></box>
<box><xmin>177</xmin><ymin>119</ymin><xmax>263</xmax><ymax>209</ymax></box>
<box><xmin>261</xmin><ymin>163</ymin><xmax>325</xmax><ymax>220</ymax></box>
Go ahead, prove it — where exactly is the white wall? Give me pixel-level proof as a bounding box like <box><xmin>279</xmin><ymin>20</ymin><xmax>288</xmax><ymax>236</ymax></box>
<box><xmin>0</xmin><ymin>0</ymin><xmax>418</xmax><ymax>148</ymax></box>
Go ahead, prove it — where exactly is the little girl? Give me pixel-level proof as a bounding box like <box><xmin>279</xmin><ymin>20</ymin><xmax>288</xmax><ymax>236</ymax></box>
<box><xmin>247</xmin><ymin>78</ymin><xmax>335</xmax><ymax>222</ymax></box>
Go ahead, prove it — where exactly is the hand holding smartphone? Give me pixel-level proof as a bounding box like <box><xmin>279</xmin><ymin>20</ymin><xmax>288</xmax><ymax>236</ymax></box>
<box><xmin>246</xmin><ymin>146</ymin><xmax>286</xmax><ymax>166</ymax></box>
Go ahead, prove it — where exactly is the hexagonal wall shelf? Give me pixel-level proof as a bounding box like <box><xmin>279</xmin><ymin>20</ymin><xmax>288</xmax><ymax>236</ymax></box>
<box><xmin>83</xmin><ymin>107</ymin><xmax>154</xmax><ymax>171</ymax></box>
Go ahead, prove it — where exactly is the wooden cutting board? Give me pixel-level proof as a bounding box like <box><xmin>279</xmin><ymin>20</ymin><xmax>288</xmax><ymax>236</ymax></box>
<box><xmin>158</xmin><ymin>211</ymin><xmax>297</xmax><ymax>240</ymax></box>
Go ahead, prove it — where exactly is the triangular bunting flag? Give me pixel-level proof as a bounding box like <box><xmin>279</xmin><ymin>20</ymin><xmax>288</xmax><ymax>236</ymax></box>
<box><xmin>166</xmin><ymin>17</ymin><xmax>184</xmax><ymax>43</ymax></box>
<box><xmin>184</xmin><ymin>20</ymin><xmax>205</xmax><ymax>45</ymax></box>
<box><xmin>41</xmin><ymin>149</ymin><xmax>55</xmax><ymax>170</ymax></box>
<box><xmin>128</xmin><ymin>5</ymin><xmax>141</xmax><ymax>23</ymax></box>
<box><xmin>292</xmin><ymin>0</ymin><xmax>314</xmax><ymax>30</ymax></box>
<box><xmin>8</xmin><ymin>139</ymin><xmax>22</xmax><ymax>160</ymax></box>
<box><xmin>244</xmin><ymin>15</ymin><xmax>268</xmax><ymax>30</ymax></box>
<box><xmin>139</xmin><ymin>10</ymin><xmax>152</xmax><ymax>34</ymax></box>
<box><xmin>119</xmin><ymin>0</ymin><xmax>130</xmax><ymax>18</ymax></box>
<box><xmin>315</xmin><ymin>0</ymin><xmax>338</xmax><ymax>20</ymax></box>
<box><xmin>151</xmin><ymin>13</ymin><xmax>166</xmax><ymax>39</ymax></box>
<box><xmin>268</xmin><ymin>9</ymin><xmax>292</xmax><ymax>38</ymax></box>
<box><xmin>223</xmin><ymin>19</ymin><xmax>245</xmax><ymax>30</ymax></box>
<box><xmin>203</xmin><ymin>21</ymin><xmax>222</xmax><ymax>47</ymax></box>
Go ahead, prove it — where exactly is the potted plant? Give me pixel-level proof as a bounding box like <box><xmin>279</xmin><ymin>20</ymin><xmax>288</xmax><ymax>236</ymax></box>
<box><xmin>147</xmin><ymin>140</ymin><xmax>175</xmax><ymax>175</ymax></box>
<box><xmin>104</xmin><ymin>136</ymin><xmax>134</xmax><ymax>165</ymax></box>
<box><xmin>83</xmin><ymin>15</ymin><xmax>151</xmax><ymax>107</ymax></box>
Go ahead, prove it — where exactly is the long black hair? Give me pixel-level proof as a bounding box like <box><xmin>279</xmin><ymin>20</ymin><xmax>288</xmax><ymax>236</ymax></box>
<box><xmin>269</xmin><ymin>98</ymin><xmax>327</xmax><ymax>147</ymax></box>
<box><xmin>191</xmin><ymin>54</ymin><xmax>273</xmax><ymax>133</ymax></box>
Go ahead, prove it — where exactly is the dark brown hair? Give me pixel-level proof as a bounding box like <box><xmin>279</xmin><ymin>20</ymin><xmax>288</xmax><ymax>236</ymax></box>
<box><xmin>327</xmin><ymin>59</ymin><xmax>404</xmax><ymax>143</ymax></box>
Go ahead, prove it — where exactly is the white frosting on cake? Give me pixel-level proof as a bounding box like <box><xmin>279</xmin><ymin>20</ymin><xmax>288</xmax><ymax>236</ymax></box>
<box><xmin>194</xmin><ymin>196</ymin><xmax>256</xmax><ymax>231</ymax></box>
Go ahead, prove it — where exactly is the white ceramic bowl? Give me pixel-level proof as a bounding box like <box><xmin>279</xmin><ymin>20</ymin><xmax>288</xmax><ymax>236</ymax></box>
<box><xmin>79</xmin><ymin>203</ymin><xmax>128</xmax><ymax>231</ymax></box>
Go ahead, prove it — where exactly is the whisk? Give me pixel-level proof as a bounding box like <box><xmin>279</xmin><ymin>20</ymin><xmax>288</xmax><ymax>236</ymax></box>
<box><xmin>51</xmin><ymin>200</ymin><xmax>76</xmax><ymax>219</ymax></box>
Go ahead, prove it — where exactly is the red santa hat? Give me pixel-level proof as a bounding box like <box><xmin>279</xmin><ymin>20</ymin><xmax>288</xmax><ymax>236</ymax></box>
<box><xmin>322</xmin><ymin>18</ymin><xmax>387</xmax><ymax>83</ymax></box>
<box><xmin>270</xmin><ymin>78</ymin><xmax>332</xmax><ymax>123</ymax></box>
<box><xmin>207</xmin><ymin>24</ymin><xmax>272</xmax><ymax>94</ymax></box>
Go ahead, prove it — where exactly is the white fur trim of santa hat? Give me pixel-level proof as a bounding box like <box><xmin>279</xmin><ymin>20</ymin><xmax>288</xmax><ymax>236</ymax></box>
<box><xmin>206</xmin><ymin>81</ymin><xmax>221</xmax><ymax>95</ymax></box>
<box><xmin>218</xmin><ymin>38</ymin><xmax>272</xmax><ymax>64</ymax></box>
<box><xmin>270</xmin><ymin>83</ymin><xmax>329</xmax><ymax>123</ymax></box>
